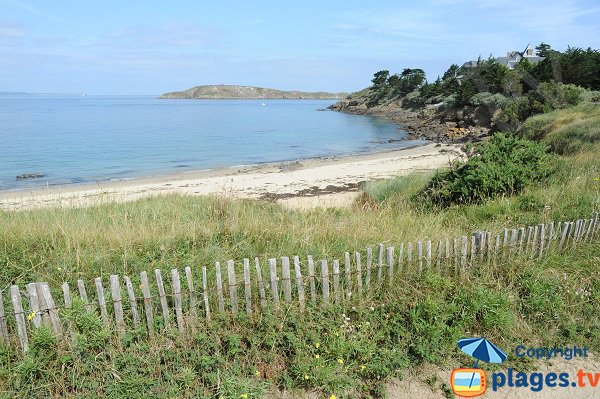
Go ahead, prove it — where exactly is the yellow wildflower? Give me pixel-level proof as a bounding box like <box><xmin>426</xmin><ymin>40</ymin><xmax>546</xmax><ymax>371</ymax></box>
<box><xmin>255</xmin><ymin>369</ymin><xmax>260</xmax><ymax>377</ymax></box>
<box><xmin>240</xmin><ymin>394</ymin><xmax>248</xmax><ymax>399</ymax></box>
<box><xmin>337</xmin><ymin>358</ymin><xmax>344</xmax><ymax>365</ymax></box>
<box><xmin>361</xmin><ymin>365</ymin><xmax>367</xmax><ymax>371</ymax></box>
<box><xmin>304</xmin><ymin>374</ymin><xmax>310</xmax><ymax>380</ymax></box>
<box><xmin>329</xmin><ymin>395</ymin><xmax>337</xmax><ymax>399</ymax></box>
<box><xmin>315</xmin><ymin>342</ymin><xmax>320</xmax><ymax>349</ymax></box>
<box><xmin>27</xmin><ymin>311</ymin><xmax>36</xmax><ymax>321</ymax></box>
<box><xmin>314</xmin><ymin>354</ymin><xmax>320</xmax><ymax>359</ymax></box>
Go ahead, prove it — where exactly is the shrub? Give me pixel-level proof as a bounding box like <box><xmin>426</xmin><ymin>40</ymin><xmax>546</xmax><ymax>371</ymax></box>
<box><xmin>417</xmin><ymin>134</ymin><xmax>558</xmax><ymax>207</ymax></box>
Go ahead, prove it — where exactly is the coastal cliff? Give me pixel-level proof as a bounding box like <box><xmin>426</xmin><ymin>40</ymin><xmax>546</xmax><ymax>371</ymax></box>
<box><xmin>160</xmin><ymin>85</ymin><xmax>347</xmax><ymax>99</ymax></box>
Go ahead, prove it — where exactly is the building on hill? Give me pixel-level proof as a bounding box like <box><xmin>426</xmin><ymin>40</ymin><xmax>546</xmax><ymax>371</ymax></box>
<box><xmin>462</xmin><ymin>43</ymin><xmax>545</xmax><ymax>69</ymax></box>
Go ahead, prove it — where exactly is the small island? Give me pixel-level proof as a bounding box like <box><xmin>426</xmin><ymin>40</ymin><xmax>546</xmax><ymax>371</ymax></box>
<box><xmin>159</xmin><ymin>84</ymin><xmax>347</xmax><ymax>99</ymax></box>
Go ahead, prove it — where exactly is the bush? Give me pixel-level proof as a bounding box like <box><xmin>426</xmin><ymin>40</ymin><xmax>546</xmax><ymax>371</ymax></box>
<box><xmin>417</xmin><ymin>134</ymin><xmax>558</xmax><ymax>207</ymax></box>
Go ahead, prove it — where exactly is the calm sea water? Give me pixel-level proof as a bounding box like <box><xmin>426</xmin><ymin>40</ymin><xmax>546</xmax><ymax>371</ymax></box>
<box><xmin>0</xmin><ymin>94</ymin><xmax>424</xmax><ymax>190</ymax></box>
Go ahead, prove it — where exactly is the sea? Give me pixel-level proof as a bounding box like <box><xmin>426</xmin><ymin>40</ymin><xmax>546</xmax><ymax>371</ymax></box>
<box><xmin>0</xmin><ymin>94</ymin><xmax>425</xmax><ymax>190</ymax></box>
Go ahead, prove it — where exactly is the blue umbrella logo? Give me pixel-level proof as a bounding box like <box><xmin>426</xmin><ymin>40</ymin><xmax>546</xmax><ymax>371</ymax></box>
<box><xmin>458</xmin><ymin>337</ymin><xmax>507</xmax><ymax>388</ymax></box>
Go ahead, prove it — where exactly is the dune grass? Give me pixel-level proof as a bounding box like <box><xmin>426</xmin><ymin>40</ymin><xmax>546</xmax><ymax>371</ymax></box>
<box><xmin>519</xmin><ymin>103</ymin><xmax>600</xmax><ymax>154</ymax></box>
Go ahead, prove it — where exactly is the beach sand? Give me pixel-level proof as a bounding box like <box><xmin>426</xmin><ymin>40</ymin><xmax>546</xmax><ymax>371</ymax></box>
<box><xmin>1</xmin><ymin>143</ymin><xmax>462</xmax><ymax>211</ymax></box>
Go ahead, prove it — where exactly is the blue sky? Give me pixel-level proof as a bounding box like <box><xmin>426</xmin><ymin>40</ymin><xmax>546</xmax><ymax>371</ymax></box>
<box><xmin>1</xmin><ymin>0</ymin><xmax>599</xmax><ymax>94</ymax></box>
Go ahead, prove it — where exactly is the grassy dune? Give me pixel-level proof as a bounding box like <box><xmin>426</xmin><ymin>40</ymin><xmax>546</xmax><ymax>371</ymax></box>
<box><xmin>0</xmin><ymin>108</ymin><xmax>599</xmax><ymax>398</ymax></box>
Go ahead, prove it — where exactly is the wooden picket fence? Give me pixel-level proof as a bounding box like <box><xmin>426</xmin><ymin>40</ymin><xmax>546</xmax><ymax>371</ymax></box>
<box><xmin>0</xmin><ymin>212</ymin><xmax>598</xmax><ymax>354</ymax></box>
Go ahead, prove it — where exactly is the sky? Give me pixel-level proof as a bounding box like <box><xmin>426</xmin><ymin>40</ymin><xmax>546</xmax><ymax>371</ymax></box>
<box><xmin>1</xmin><ymin>0</ymin><xmax>599</xmax><ymax>95</ymax></box>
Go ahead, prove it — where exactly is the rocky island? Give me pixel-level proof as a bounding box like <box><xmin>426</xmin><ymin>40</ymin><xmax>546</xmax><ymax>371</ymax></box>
<box><xmin>160</xmin><ymin>85</ymin><xmax>347</xmax><ymax>100</ymax></box>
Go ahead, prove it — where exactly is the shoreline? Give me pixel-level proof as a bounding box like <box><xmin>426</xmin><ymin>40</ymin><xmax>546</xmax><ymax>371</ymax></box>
<box><xmin>1</xmin><ymin>143</ymin><xmax>462</xmax><ymax>211</ymax></box>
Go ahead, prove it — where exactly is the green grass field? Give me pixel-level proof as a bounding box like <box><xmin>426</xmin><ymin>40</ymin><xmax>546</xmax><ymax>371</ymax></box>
<box><xmin>1</xmin><ymin>106</ymin><xmax>599</xmax><ymax>398</ymax></box>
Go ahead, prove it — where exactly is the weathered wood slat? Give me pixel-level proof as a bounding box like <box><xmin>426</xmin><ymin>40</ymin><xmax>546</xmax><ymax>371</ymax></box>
<box><xmin>202</xmin><ymin>266</ymin><xmax>211</xmax><ymax>321</ymax></box>
<box><xmin>538</xmin><ymin>224</ymin><xmax>546</xmax><ymax>259</ymax></box>
<box><xmin>281</xmin><ymin>257</ymin><xmax>292</xmax><ymax>304</ymax></box>
<box><xmin>171</xmin><ymin>269</ymin><xmax>185</xmax><ymax>333</ymax></box>
<box><xmin>254</xmin><ymin>258</ymin><xmax>267</xmax><ymax>309</ymax></box>
<box><xmin>0</xmin><ymin>291</ymin><xmax>8</xmax><ymax>345</ymax></box>
<box><xmin>140</xmin><ymin>271</ymin><xmax>154</xmax><ymax>336</ymax></box>
<box><xmin>502</xmin><ymin>228</ymin><xmax>509</xmax><ymax>260</ymax></box>
<box><xmin>110</xmin><ymin>275</ymin><xmax>125</xmax><ymax>340</ymax></box>
<box><xmin>509</xmin><ymin>229</ymin><xmax>517</xmax><ymax>259</ymax></box>
<box><xmin>77</xmin><ymin>279</ymin><xmax>92</xmax><ymax>312</ymax></box>
<box><xmin>460</xmin><ymin>236</ymin><xmax>468</xmax><ymax>273</ymax></box>
<box><xmin>486</xmin><ymin>232</ymin><xmax>492</xmax><ymax>263</ymax></box>
<box><xmin>558</xmin><ymin>221</ymin><xmax>570</xmax><ymax>251</ymax></box>
<box><xmin>355</xmin><ymin>252</ymin><xmax>363</xmax><ymax>293</ymax></box>
<box><xmin>268</xmin><ymin>258</ymin><xmax>280</xmax><ymax>307</ymax></box>
<box><xmin>344</xmin><ymin>252</ymin><xmax>352</xmax><ymax>298</ymax></box>
<box><xmin>62</xmin><ymin>282</ymin><xmax>72</xmax><ymax>308</ymax></box>
<box><xmin>35</xmin><ymin>282</ymin><xmax>51</xmax><ymax>328</ymax></box>
<box><xmin>154</xmin><ymin>269</ymin><xmax>170</xmax><ymax>327</ymax></box>
<box><xmin>436</xmin><ymin>240</ymin><xmax>443</xmax><ymax>272</ymax></box>
<box><xmin>479</xmin><ymin>233</ymin><xmax>486</xmax><ymax>263</ymax></box>
<box><xmin>320</xmin><ymin>260</ymin><xmax>330</xmax><ymax>305</ymax></box>
<box><xmin>41</xmin><ymin>283</ymin><xmax>62</xmax><ymax>337</ymax></box>
<box><xmin>386</xmin><ymin>246</ymin><xmax>395</xmax><ymax>282</ymax></box>
<box><xmin>416</xmin><ymin>242</ymin><xmax>423</xmax><ymax>273</ymax></box>
<box><xmin>226</xmin><ymin>260</ymin><xmax>239</xmax><ymax>314</ymax></box>
<box><xmin>332</xmin><ymin>260</ymin><xmax>341</xmax><ymax>304</ymax></box>
<box><xmin>215</xmin><ymin>262</ymin><xmax>225</xmax><ymax>313</ymax></box>
<box><xmin>469</xmin><ymin>236</ymin><xmax>476</xmax><ymax>267</ymax></box>
<box><xmin>294</xmin><ymin>256</ymin><xmax>306</xmax><ymax>311</ymax></box>
<box><xmin>365</xmin><ymin>247</ymin><xmax>372</xmax><ymax>288</ymax></box>
<box><xmin>518</xmin><ymin>227</ymin><xmax>525</xmax><ymax>254</ymax></box>
<box><xmin>26</xmin><ymin>283</ymin><xmax>42</xmax><ymax>328</ymax></box>
<box><xmin>407</xmin><ymin>242</ymin><xmax>414</xmax><ymax>269</ymax></box>
<box><xmin>0</xmin><ymin>290</ymin><xmax>9</xmax><ymax>345</ymax></box>
<box><xmin>307</xmin><ymin>255</ymin><xmax>316</xmax><ymax>303</ymax></box>
<box><xmin>243</xmin><ymin>259</ymin><xmax>252</xmax><ymax>314</ymax></box>
<box><xmin>445</xmin><ymin>237</ymin><xmax>451</xmax><ymax>269</ymax></box>
<box><xmin>398</xmin><ymin>243</ymin><xmax>404</xmax><ymax>272</ymax></box>
<box><xmin>94</xmin><ymin>278</ymin><xmax>110</xmax><ymax>327</ymax></box>
<box><xmin>493</xmin><ymin>235</ymin><xmax>500</xmax><ymax>264</ymax></box>
<box><xmin>185</xmin><ymin>266</ymin><xmax>198</xmax><ymax>329</ymax></box>
<box><xmin>11</xmin><ymin>285</ymin><xmax>28</xmax><ymax>352</ymax></box>
<box><xmin>377</xmin><ymin>244</ymin><xmax>384</xmax><ymax>283</ymax></box>
<box><xmin>453</xmin><ymin>239</ymin><xmax>459</xmax><ymax>272</ymax></box>
<box><xmin>123</xmin><ymin>276</ymin><xmax>140</xmax><ymax>327</ymax></box>
<box><xmin>530</xmin><ymin>225</ymin><xmax>539</xmax><ymax>259</ymax></box>
<box><xmin>426</xmin><ymin>240</ymin><xmax>432</xmax><ymax>270</ymax></box>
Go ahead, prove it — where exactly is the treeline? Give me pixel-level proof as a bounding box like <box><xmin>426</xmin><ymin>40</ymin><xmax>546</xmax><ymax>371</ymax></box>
<box><xmin>366</xmin><ymin>43</ymin><xmax>600</xmax><ymax>128</ymax></box>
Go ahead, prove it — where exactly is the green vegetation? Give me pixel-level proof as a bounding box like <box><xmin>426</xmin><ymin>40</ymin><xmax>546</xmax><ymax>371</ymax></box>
<box><xmin>159</xmin><ymin>85</ymin><xmax>347</xmax><ymax>100</ymax></box>
<box><xmin>417</xmin><ymin>134</ymin><xmax>559</xmax><ymax>207</ymax></box>
<box><xmin>518</xmin><ymin>103</ymin><xmax>600</xmax><ymax>154</ymax></box>
<box><xmin>361</xmin><ymin>43</ymin><xmax>600</xmax><ymax>130</ymax></box>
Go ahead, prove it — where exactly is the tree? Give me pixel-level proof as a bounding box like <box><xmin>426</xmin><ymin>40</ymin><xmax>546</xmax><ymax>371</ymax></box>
<box><xmin>371</xmin><ymin>70</ymin><xmax>390</xmax><ymax>88</ymax></box>
<box><xmin>535</xmin><ymin>42</ymin><xmax>552</xmax><ymax>57</ymax></box>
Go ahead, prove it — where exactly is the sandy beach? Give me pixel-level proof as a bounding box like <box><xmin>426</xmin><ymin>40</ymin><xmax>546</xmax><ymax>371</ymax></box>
<box><xmin>1</xmin><ymin>143</ymin><xmax>461</xmax><ymax>211</ymax></box>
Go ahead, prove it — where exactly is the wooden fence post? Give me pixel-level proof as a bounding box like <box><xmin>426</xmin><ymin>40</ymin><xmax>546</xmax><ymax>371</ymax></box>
<box><xmin>281</xmin><ymin>257</ymin><xmax>292</xmax><ymax>304</ymax></box>
<box><xmin>445</xmin><ymin>237</ymin><xmax>451</xmax><ymax>270</ymax></box>
<box><xmin>485</xmin><ymin>232</ymin><xmax>492</xmax><ymax>263</ymax></box>
<box><xmin>0</xmin><ymin>290</ymin><xmax>9</xmax><ymax>345</ymax></box>
<box><xmin>502</xmin><ymin>229</ymin><xmax>509</xmax><ymax>260</ymax></box>
<box><xmin>355</xmin><ymin>252</ymin><xmax>363</xmax><ymax>293</ymax></box>
<box><xmin>469</xmin><ymin>236</ymin><xmax>476</xmax><ymax>268</ymax></box>
<box><xmin>226</xmin><ymin>260</ymin><xmax>239</xmax><ymax>314</ymax></box>
<box><xmin>453</xmin><ymin>239</ymin><xmax>459</xmax><ymax>272</ymax></box>
<box><xmin>436</xmin><ymin>240</ymin><xmax>443</xmax><ymax>272</ymax></box>
<box><xmin>416</xmin><ymin>242</ymin><xmax>423</xmax><ymax>273</ymax></box>
<box><xmin>110</xmin><ymin>275</ymin><xmax>126</xmax><ymax>340</ymax></box>
<box><xmin>377</xmin><ymin>244</ymin><xmax>384</xmax><ymax>284</ymax></box>
<box><xmin>268</xmin><ymin>258</ymin><xmax>280</xmax><ymax>307</ymax></box>
<box><xmin>320</xmin><ymin>260</ymin><xmax>330</xmax><ymax>305</ymax></box>
<box><xmin>294</xmin><ymin>256</ymin><xmax>306</xmax><ymax>311</ymax></box>
<box><xmin>77</xmin><ymin>279</ymin><xmax>92</xmax><ymax>312</ymax></box>
<box><xmin>11</xmin><ymin>285</ymin><xmax>28</xmax><ymax>352</ymax></box>
<box><xmin>184</xmin><ymin>267</ymin><xmax>197</xmax><ymax>331</ymax></box>
<box><xmin>215</xmin><ymin>262</ymin><xmax>225</xmax><ymax>313</ymax></box>
<box><xmin>460</xmin><ymin>236</ymin><xmax>468</xmax><ymax>273</ymax></box>
<box><xmin>530</xmin><ymin>225</ymin><xmax>539</xmax><ymax>259</ymax></box>
<box><xmin>62</xmin><ymin>282</ymin><xmax>72</xmax><ymax>308</ymax></box>
<box><xmin>558</xmin><ymin>222</ymin><xmax>570</xmax><ymax>251</ymax></box>
<box><xmin>494</xmin><ymin>235</ymin><xmax>500</xmax><ymax>264</ymax></box>
<box><xmin>154</xmin><ymin>269</ymin><xmax>170</xmax><ymax>327</ymax></box>
<box><xmin>171</xmin><ymin>269</ymin><xmax>185</xmax><ymax>333</ymax></box>
<box><xmin>518</xmin><ymin>227</ymin><xmax>525</xmax><ymax>254</ymax></box>
<box><xmin>426</xmin><ymin>240</ymin><xmax>432</xmax><ymax>270</ymax></box>
<box><xmin>398</xmin><ymin>243</ymin><xmax>404</xmax><ymax>272</ymax></box>
<box><xmin>123</xmin><ymin>276</ymin><xmax>140</xmax><ymax>327</ymax></box>
<box><xmin>95</xmin><ymin>277</ymin><xmax>110</xmax><ymax>327</ymax></box>
<box><xmin>0</xmin><ymin>291</ymin><xmax>8</xmax><ymax>345</ymax></box>
<box><xmin>365</xmin><ymin>247</ymin><xmax>372</xmax><ymax>288</ymax></box>
<box><xmin>344</xmin><ymin>252</ymin><xmax>353</xmax><ymax>298</ymax></box>
<box><xmin>26</xmin><ymin>283</ymin><xmax>42</xmax><ymax>328</ymax></box>
<box><xmin>35</xmin><ymin>283</ymin><xmax>51</xmax><ymax>328</ymax></box>
<box><xmin>386</xmin><ymin>246</ymin><xmax>395</xmax><ymax>282</ymax></box>
<box><xmin>525</xmin><ymin>226</ymin><xmax>533</xmax><ymax>254</ymax></box>
<box><xmin>202</xmin><ymin>266</ymin><xmax>211</xmax><ymax>321</ymax></box>
<box><xmin>254</xmin><ymin>258</ymin><xmax>267</xmax><ymax>309</ymax></box>
<box><xmin>140</xmin><ymin>271</ymin><xmax>154</xmax><ymax>337</ymax></box>
<box><xmin>41</xmin><ymin>283</ymin><xmax>61</xmax><ymax>337</ymax></box>
<box><xmin>243</xmin><ymin>259</ymin><xmax>252</xmax><ymax>314</ymax></box>
<box><xmin>307</xmin><ymin>255</ymin><xmax>316</xmax><ymax>303</ymax></box>
<box><xmin>407</xmin><ymin>242</ymin><xmax>414</xmax><ymax>270</ymax></box>
<box><xmin>538</xmin><ymin>224</ymin><xmax>546</xmax><ymax>259</ymax></box>
<box><xmin>332</xmin><ymin>260</ymin><xmax>341</xmax><ymax>304</ymax></box>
